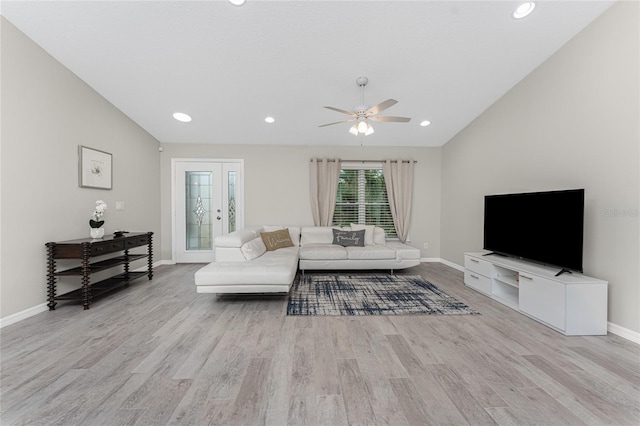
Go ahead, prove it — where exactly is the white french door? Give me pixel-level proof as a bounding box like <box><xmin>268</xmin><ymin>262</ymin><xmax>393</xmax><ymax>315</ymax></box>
<box><xmin>173</xmin><ymin>159</ymin><xmax>243</xmax><ymax>263</ymax></box>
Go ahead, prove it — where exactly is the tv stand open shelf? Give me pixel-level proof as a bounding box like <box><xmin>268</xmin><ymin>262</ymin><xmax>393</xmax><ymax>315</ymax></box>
<box><xmin>464</xmin><ymin>252</ymin><xmax>608</xmax><ymax>335</ymax></box>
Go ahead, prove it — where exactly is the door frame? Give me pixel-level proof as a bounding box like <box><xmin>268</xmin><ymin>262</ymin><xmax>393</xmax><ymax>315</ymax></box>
<box><xmin>171</xmin><ymin>158</ymin><xmax>244</xmax><ymax>263</ymax></box>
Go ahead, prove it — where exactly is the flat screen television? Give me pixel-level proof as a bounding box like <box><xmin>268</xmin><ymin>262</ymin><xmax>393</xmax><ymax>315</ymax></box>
<box><xmin>483</xmin><ymin>189</ymin><xmax>584</xmax><ymax>274</ymax></box>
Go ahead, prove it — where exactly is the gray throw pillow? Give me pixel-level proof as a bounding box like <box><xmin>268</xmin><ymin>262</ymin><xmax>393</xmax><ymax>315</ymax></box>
<box><xmin>332</xmin><ymin>229</ymin><xmax>365</xmax><ymax>247</ymax></box>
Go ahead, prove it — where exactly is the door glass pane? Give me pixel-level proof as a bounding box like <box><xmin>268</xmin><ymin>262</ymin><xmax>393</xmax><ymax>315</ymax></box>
<box><xmin>185</xmin><ymin>171</ymin><xmax>213</xmax><ymax>250</ymax></box>
<box><xmin>228</xmin><ymin>171</ymin><xmax>236</xmax><ymax>233</ymax></box>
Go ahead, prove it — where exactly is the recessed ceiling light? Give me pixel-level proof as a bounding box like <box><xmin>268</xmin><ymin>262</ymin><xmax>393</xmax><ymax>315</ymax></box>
<box><xmin>513</xmin><ymin>2</ymin><xmax>536</xmax><ymax>19</ymax></box>
<box><xmin>265</xmin><ymin>116</ymin><xmax>275</xmax><ymax>124</ymax></box>
<box><xmin>420</xmin><ymin>120</ymin><xmax>431</xmax><ymax>127</ymax></box>
<box><xmin>229</xmin><ymin>0</ymin><xmax>246</xmax><ymax>6</ymax></box>
<box><xmin>173</xmin><ymin>112</ymin><xmax>192</xmax><ymax>122</ymax></box>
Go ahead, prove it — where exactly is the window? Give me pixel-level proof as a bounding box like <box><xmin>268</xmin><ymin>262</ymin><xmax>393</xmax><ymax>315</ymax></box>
<box><xmin>332</xmin><ymin>164</ymin><xmax>397</xmax><ymax>238</ymax></box>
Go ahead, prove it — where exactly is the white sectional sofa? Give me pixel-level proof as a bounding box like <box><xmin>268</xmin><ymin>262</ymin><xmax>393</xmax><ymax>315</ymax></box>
<box><xmin>194</xmin><ymin>225</ymin><xmax>420</xmax><ymax>294</ymax></box>
<box><xmin>298</xmin><ymin>226</ymin><xmax>421</xmax><ymax>272</ymax></box>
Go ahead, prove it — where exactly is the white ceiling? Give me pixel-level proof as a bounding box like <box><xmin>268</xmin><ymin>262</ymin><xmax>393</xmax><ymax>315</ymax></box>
<box><xmin>1</xmin><ymin>0</ymin><xmax>615</xmax><ymax>147</ymax></box>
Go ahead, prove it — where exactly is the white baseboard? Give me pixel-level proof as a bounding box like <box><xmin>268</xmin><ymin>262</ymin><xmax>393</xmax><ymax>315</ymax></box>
<box><xmin>422</xmin><ymin>257</ymin><xmax>464</xmax><ymax>272</ymax></box>
<box><xmin>438</xmin><ymin>258</ymin><xmax>464</xmax><ymax>272</ymax></box>
<box><xmin>132</xmin><ymin>259</ymin><xmax>174</xmax><ymax>272</ymax></box>
<box><xmin>608</xmin><ymin>322</ymin><xmax>640</xmax><ymax>344</ymax></box>
<box><xmin>0</xmin><ymin>303</ymin><xmax>48</xmax><ymax>329</ymax></box>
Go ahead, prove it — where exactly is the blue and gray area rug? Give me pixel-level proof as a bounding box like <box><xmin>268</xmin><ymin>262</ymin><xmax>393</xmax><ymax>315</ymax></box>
<box><xmin>287</xmin><ymin>274</ymin><xmax>479</xmax><ymax>316</ymax></box>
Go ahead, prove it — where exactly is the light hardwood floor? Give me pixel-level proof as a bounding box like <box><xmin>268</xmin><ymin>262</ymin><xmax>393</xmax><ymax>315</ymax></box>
<box><xmin>1</xmin><ymin>262</ymin><xmax>638</xmax><ymax>425</ymax></box>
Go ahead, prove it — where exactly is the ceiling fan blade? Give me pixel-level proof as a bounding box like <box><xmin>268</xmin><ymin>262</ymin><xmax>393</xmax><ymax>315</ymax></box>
<box><xmin>369</xmin><ymin>115</ymin><xmax>411</xmax><ymax>123</ymax></box>
<box><xmin>323</xmin><ymin>106</ymin><xmax>355</xmax><ymax>116</ymax></box>
<box><xmin>318</xmin><ymin>119</ymin><xmax>355</xmax><ymax>127</ymax></box>
<box><xmin>366</xmin><ymin>99</ymin><xmax>397</xmax><ymax>115</ymax></box>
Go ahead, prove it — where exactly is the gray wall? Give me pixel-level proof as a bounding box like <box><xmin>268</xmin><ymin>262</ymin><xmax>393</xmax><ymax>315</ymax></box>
<box><xmin>0</xmin><ymin>19</ymin><xmax>162</xmax><ymax>318</ymax></box>
<box><xmin>441</xmin><ymin>2</ymin><xmax>639</xmax><ymax>333</ymax></box>
<box><xmin>159</xmin><ymin>144</ymin><xmax>441</xmax><ymax>262</ymax></box>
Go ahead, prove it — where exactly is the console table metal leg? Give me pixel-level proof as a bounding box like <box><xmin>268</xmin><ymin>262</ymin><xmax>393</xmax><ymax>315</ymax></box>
<box><xmin>46</xmin><ymin>242</ymin><xmax>57</xmax><ymax>310</ymax></box>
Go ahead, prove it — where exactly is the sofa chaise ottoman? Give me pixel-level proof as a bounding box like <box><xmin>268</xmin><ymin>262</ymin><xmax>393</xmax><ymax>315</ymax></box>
<box><xmin>194</xmin><ymin>227</ymin><xmax>300</xmax><ymax>294</ymax></box>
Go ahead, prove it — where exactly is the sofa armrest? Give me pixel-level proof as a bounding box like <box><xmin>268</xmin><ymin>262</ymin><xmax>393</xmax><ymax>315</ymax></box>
<box><xmin>386</xmin><ymin>242</ymin><xmax>421</xmax><ymax>261</ymax></box>
<box><xmin>215</xmin><ymin>228</ymin><xmax>262</xmax><ymax>248</ymax></box>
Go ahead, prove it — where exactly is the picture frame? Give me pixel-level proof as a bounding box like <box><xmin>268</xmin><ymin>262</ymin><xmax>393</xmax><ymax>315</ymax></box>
<box><xmin>79</xmin><ymin>145</ymin><xmax>112</xmax><ymax>190</ymax></box>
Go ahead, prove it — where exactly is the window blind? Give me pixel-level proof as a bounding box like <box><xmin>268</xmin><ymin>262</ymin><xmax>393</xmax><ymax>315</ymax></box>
<box><xmin>332</xmin><ymin>168</ymin><xmax>397</xmax><ymax>238</ymax></box>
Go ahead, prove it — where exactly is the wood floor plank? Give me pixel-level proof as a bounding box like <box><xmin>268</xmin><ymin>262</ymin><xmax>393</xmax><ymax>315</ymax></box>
<box><xmin>568</xmin><ymin>345</ymin><xmax>640</xmax><ymax>387</ymax></box>
<box><xmin>312</xmin><ymin>318</ymin><xmax>342</xmax><ymax>396</ymax></box>
<box><xmin>389</xmin><ymin>377</ymin><xmax>431</xmax><ymax>425</ymax></box>
<box><xmin>429</xmin><ymin>363</ymin><xmax>499</xmax><ymax>425</ymax></box>
<box><xmin>409</xmin><ymin>366</ymin><xmax>470</xmax><ymax>425</ymax></box>
<box><xmin>337</xmin><ymin>358</ymin><xmax>377</xmax><ymax>425</ymax></box>
<box><xmin>287</xmin><ymin>327</ymin><xmax>317</xmax><ymax>425</ymax></box>
<box><xmin>345</xmin><ymin>319</ymin><xmax>409</xmax><ymax>425</ymax></box>
<box><xmin>228</xmin><ymin>357</ymin><xmax>272</xmax><ymax>424</ymax></box>
<box><xmin>329</xmin><ymin>317</ymin><xmax>355</xmax><ymax>360</ymax></box>
<box><xmin>523</xmin><ymin>354</ymin><xmax>638</xmax><ymax>424</ymax></box>
<box><xmin>517</xmin><ymin>387</ymin><xmax>587</xmax><ymax>425</ymax></box>
<box><xmin>262</xmin><ymin>315</ymin><xmax>296</xmax><ymax>426</ymax></box>
<box><xmin>1</xmin><ymin>262</ymin><xmax>638</xmax><ymax>425</ymax></box>
<box><xmin>316</xmin><ymin>394</ymin><xmax>349</xmax><ymax>426</ymax></box>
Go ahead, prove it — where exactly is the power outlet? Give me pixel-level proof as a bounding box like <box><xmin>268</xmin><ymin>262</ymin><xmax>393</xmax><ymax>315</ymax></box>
<box><xmin>423</xmin><ymin>242</ymin><xmax>429</xmax><ymax>249</ymax></box>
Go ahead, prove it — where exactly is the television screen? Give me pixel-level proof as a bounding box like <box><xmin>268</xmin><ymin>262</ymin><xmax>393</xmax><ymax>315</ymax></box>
<box><xmin>483</xmin><ymin>189</ymin><xmax>584</xmax><ymax>273</ymax></box>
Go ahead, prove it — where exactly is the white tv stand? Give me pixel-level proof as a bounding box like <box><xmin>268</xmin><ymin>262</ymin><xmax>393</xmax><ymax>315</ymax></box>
<box><xmin>464</xmin><ymin>252</ymin><xmax>608</xmax><ymax>335</ymax></box>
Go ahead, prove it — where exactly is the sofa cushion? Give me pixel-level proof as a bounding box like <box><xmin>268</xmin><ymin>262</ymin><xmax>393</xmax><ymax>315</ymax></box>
<box><xmin>373</xmin><ymin>227</ymin><xmax>386</xmax><ymax>245</ymax></box>
<box><xmin>350</xmin><ymin>224</ymin><xmax>375</xmax><ymax>245</ymax></box>
<box><xmin>332</xmin><ymin>229</ymin><xmax>366</xmax><ymax>247</ymax></box>
<box><xmin>261</xmin><ymin>229</ymin><xmax>294</xmax><ymax>251</ymax></box>
<box><xmin>299</xmin><ymin>243</ymin><xmax>348</xmax><ymax>260</ymax></box>
<box><xmin>300</xmin><ymin>226</ymin><xmax>340</xmax><ymax>245</ymax></box>
<box><xmin>346</xmin><ymin>245</ymin><xmax>396</xmax><ymax>260</ymax></box>
<box><xmin>241</xmin><ymin>237</ymin><xmax>267</xmax><ymax>260</ymax></box>
<box><xmin>263</xmin><ymin>225</ymin><xmax>301</xmax><ymax>245</ymax></box>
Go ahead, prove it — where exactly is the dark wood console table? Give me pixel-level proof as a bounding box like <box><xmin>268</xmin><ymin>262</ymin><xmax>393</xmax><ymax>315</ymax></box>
<box><xmin>45</xmin><ymin>232</ymin><xmax>153</xmax><ymax>310</ymax></box>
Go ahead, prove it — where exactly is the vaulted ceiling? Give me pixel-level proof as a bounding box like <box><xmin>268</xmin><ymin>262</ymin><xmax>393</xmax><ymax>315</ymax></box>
<box><xmin>2</xmin><ymin>1</ymin><xmax>615</xmax><ymax>147</ymax></box>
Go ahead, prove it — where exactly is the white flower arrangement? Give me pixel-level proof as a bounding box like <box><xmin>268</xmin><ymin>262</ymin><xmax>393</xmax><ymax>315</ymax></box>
<box><xmin>90</xmin><ymin>200</ymin><xmax>107</xmax><ymax>228</ymax></box>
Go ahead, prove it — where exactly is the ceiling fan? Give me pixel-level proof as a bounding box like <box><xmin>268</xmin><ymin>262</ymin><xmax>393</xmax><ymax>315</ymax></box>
<box><xmin>319</xmin><ymin>76</ymin><xmax>411</xmax><ymax>136</ymax></box>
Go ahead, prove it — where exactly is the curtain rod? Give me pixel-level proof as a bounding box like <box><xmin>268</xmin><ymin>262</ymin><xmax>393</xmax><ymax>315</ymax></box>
<box><xmin>309</xmin><ymin>159</ymin><xmax>417</xmax><ymax>163</ymax></box>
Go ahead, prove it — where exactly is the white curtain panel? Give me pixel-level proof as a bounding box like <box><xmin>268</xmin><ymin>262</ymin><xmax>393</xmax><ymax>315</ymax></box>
<box><xmin>309</xmin><ymin>158</ymin><xmax>341</xmax><ymax>226</ymax></box>
<box><xmin>383</xmin><ymin>160</ymin><xmax>414</xmax><ymax>243</ymax></box>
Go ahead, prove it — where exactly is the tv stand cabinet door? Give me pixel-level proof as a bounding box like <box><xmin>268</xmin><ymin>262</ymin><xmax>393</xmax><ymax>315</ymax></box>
<box><xmin>519</xmin><ymin>274</ymin><xmax>566</xmax><ymax>332</ymax></box>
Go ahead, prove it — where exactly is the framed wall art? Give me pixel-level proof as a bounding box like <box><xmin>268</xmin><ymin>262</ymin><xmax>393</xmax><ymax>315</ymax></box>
<box><xmin>79</xmin><ymin>146</ymin><xmax>112</xmax><ymax>190</ymax></box>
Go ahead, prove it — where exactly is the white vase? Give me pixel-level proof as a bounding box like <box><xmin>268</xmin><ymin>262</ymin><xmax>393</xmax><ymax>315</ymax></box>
<box><xmin>90</xmin><ymin>227</ymin><xmax>105</xmax><ymax>239</ymax></box>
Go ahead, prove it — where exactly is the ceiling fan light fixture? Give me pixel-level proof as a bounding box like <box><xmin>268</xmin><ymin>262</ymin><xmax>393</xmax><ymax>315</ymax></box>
<box><xmin>364</xmin><ymin>124</ymin><xmax>375</xmax><ymax>136</ymax></box>
<box><xmin>319</xmin><ymin>76</ymin><xmax>410</xmax><ymax>137</ymax></box>
<box><xmin>420</xmin><ymin>120</ymin><xmax>431</xmax><ymax>127</ymax></box>
<box><xmin>228</xmin><ymin>0</ymin><xmax>246</xmax><ymax>6</ymax></box>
